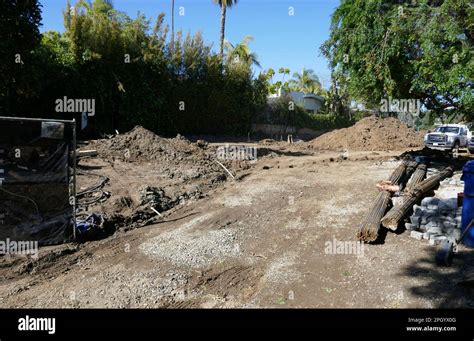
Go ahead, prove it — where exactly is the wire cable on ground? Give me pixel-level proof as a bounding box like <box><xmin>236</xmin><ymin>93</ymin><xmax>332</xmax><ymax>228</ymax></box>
<box><xmin>76</xmin><ymin>169</ymin><xmax>110</xmax><ymax>207</ymax></box>
<box><xmin>0</xmin><ymin>187</ymin><xmax>40</xmax><ymax>217</ymax></box>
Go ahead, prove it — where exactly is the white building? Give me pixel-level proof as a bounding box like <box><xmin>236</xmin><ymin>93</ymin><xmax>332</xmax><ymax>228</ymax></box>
<box><xmin>268</xmin><ymin>88</ymin><xmax>325</xmax><ymax>113</ymax></box>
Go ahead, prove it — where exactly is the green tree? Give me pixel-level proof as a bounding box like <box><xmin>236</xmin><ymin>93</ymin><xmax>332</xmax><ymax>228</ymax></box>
<box><xmin>2</xmin><ymin>0</ymin><xmax>267</xmax><ymax>135</ymax></box>
<box><xmin>266</xmin><ymin>68</ymin><xmax>275</xmax><ymax>80</ymax></box>
<box><xmin>224</xmin><ymin>35</ymin><xmax>261</xmax><ymax>68</ymax></box>
<box><xmin>278</xmin><ymin>67</ymin><xmax>291</xmax><ymax>91</ymax></box>
<box><xmin>278</xmin><ymin>67</ymin><xmax>290</xmax><ymax>82</ymax></box>
<box><xmin>262</xmin><ymin>68</ymin><xmax>280</xmax><ymax>94</ymax></box>
<box><xmin>170</xmin><ymin>0</ymin><xmax>175</xmax><ymax>53</ymax></box>
<box><xmin>290</xmin><ymin>68</ymin><xmax>322</xmax><ymax>95</ymax></box>
<box><xmin>322</xmin><ymin>0</ymin><xmax>473</xmax><ymax>119</ymax></box>
<box><xmin>0</xmin><ymin>0</ymin><xmax>42</xmax><ymax>113</ymax></box>
<box><xmin>213</xmin><ymin>0</ymin><xmax>238</xmax><ymax>60</ymax></box>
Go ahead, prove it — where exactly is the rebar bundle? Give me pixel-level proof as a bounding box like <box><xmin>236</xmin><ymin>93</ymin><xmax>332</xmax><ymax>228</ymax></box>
<box><xmin>400</xmin><ymin>161</ymin><xmax>419</xmax><ymax>191</ymax></box>
<box><xmin>357</xmin><ymin>160</ymin><xmax>411</xmax><ymax>242</ymax></box>
<box><xmin>381</xmin><ymin>166</ymin><xmax>454</xmax><ymax>230</ymax></box>
<box><xmin>405</xmin><ymin>163</ymin><xmax>427</xmax><ymax>192</ymax></box>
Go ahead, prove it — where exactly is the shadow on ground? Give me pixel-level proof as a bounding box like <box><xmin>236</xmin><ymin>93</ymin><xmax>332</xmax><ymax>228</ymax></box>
<box><xmin>257</xmin><ymin>147</ymin><xmax>312</xmax><ymax>157</ymax></box>
<box><xmin>401</xmin><ymin>247</ymin><xmax>474</xmax><ymax>308</ymax></box>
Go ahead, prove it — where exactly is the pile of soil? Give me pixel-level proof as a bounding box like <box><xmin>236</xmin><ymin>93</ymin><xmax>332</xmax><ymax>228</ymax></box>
<box><xmin>309</xmin><ymin>116</ymin><xmax>425</xmax><ymax>151</ymax></box>
<box><xmin>80</xmin><ymin>127</ymin><xmax>253</xmax><ymax>231</ymax></box>
<box><xmin>89</xmin><ymin>126</ymin><xmax>208</xmax><ymax>164</ymax></box>
<box><xmin>87</xmin><ymin>126</ymin><xmax>230</xmax><ymax>183</ymax></box>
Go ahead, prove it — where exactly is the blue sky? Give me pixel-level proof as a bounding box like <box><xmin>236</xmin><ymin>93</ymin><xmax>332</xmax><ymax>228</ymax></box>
<box><xmin>39</xmin><ymin>0</ymin><xmax>339</xmax><ymax>87</ymax></box>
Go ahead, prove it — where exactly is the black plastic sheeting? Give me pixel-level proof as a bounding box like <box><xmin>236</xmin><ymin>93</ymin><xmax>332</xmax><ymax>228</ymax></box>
<box><xmin>0</xmin><ymin>118</ymin><xmax>75</xmax><ymax>245</ymax></box>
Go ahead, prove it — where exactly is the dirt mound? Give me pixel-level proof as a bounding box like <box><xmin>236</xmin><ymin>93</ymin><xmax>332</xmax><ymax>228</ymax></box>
<box><xmin>79</xmin><ymin>127</ymin><xmax>254</xmax><ymax>231</ymax></box>
<box><xmin>309</xmin><ymin>116</ymin><xmax>425</xmax><ymax>151</ymax></box>
<box><xmin>89</xmin><ymin>126</ymin><xmax>206</xmax><ymax>163</ymax></box>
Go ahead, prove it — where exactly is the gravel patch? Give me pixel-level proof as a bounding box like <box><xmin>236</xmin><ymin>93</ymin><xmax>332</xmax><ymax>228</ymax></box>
<box><xmin>140</xmin><ymin>213</ymin><xmax>241</xmax><ymax>268</ymax></box>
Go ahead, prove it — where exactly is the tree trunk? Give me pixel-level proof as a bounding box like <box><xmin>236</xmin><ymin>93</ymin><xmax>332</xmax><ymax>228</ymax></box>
<box><xmin>171</xmin><ymin>0</ymin><xmax>175</xmax><ymax>53</ymax></box>
<box><xmin>331</xmin><ymin>77</ymin><xmax>340</xmax><ymax>115</ymax></box>
<box><xmin>220</xmin><ymin>4</ymin><xmax>227</xmax><ymax>60</ymax></box>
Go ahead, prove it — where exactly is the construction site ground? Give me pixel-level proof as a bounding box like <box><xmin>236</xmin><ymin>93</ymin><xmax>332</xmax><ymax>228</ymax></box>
<box><xmin>1</xmin><ymin>139</ymin><xmax>473</xmax><ymax>309</ymax></box>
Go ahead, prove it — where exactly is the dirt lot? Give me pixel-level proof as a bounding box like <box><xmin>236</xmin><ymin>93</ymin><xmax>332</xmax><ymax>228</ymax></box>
<box><xmin>1</xmin><ymin>137</ymin><xmax>473</xmax><ymax>308</ymax></box>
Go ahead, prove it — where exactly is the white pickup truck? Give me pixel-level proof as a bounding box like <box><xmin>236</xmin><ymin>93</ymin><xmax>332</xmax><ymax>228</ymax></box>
<box><xmin>424</xmin><ymin>124</ymin><xmax>471</xmax><ymax>151</ymax></box>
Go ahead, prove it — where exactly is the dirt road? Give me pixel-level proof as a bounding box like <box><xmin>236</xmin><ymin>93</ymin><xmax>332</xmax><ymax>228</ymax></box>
<box><xmin>1</xmin><ymin>149</ymin><xmax>473</xmax><ymax>308</ymax></box>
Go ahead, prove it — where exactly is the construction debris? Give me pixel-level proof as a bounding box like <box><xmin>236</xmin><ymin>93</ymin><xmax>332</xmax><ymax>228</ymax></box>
<box><xmin>77</xmin><ymin>126</ymin><xmax>256</xmax><ymax>232</ymax></box>
<box><xmin>357</xmin><ymin>160</ymin><xmax>412</xmax><ymax>242</ymax></box>
<box><xmin>213</xmin><ymin>159</ymin><xmax>236</xmax><ymax>180</ymax></box>
<box><xmin>381</xmin><ymin>166</ymin><xmax>454</xmax><ymax>231</ymax></box>
<box><xmin>405</xmin><ymin>163</ymin><xmax>427</xmax><ymax>192</ymax></box>
<box><xmin>407</xmin><ymin>197</ymin><xmax>461</xmax><ymax>238</ymax></box>
<box><xmin>77</xmin><ymin>149</ymin><xmax>98</xmax><ymax>158</ymax></box>
<box><xmin>138</xmin><ymin>186</ymin><xmax>172</xmax><ymax>212</ymax></box>
<box><xmin>405</xmin><ymin>172</ymin><xmax>465</xmax><ymax>245</ymax></box>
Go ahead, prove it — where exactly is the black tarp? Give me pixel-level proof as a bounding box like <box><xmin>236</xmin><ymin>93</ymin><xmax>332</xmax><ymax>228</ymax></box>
<box><xmin>0</xmin><ymin>117</ymin><xmax>75</xmax><ymax>245</ymax></box>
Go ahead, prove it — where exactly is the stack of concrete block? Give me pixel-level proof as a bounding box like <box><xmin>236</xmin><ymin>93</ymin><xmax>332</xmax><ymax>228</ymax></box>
<box><xmin>425</xmin><ymin>164</ymin><xmax>445</xmax><ymax>178</ymax></box>
<box><xmin>406</xmin><ymin>170</ymin><xmax>464</xmax><ymax>246</ymax></box>
<box><xmin>436</xmin><ymin>172</ymin><xmax>464</xmax><ymax>199</ymax></box>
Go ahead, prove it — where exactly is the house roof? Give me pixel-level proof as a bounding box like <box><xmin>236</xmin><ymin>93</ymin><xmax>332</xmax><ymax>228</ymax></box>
<box><xmin>302</xmin><ymin>93</ymin><xmax>325</xmax><ymax>102</ymax></box>
<box><xmin>266</xmin><ymin>89</ymin><xmax>325</xmax><ymax>103</ymax></box>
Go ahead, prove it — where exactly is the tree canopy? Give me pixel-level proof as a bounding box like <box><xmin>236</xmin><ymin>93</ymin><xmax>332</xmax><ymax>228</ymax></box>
<box><xmin>1</xmin><ymin>0</ymin><xmax>268</xmax><ymax>136</ymax></box>
<box><xmin>322</xmin><ymin>0</ymin><xmax>473</xmax><ymax>120</ymax></box>
<box><xmin>0</xmin><ymin>0</ymin><xmax>42</xmax><ymax>112</ymax></box>
<box><xmin>225</xmin><ymin>35</ymin><xmax>261</xmax><ymax>69</ymax></box>
<box><xmin>290</xmin><ymin>68</ymin><xmax>322</xmax><ymax>95</ymax></box>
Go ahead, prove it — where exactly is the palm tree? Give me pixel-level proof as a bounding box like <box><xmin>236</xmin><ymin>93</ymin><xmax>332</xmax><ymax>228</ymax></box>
<box><xmin>290</xmin><ymin>68</ymin><xmax>322</xmax><ymax>95</ymax></box>
<box><xmin>224</xmin><ymin>35</ymin><xmax>261</xmax><ymax>68</ymax></box>
<box><xmin>171</xmin><ymin>0</ymin><xmax>175</xmax><ymax>53</ymax></box>
<box><xmin>278</xmin><ymin>67</ymin><xmax>290</xmax><ymax>82</ymax></box>
<box><xmin>213</xmin><ymin>0</ymin><xmax>238</xmax><ymax>60</ymax></box>
<box><xmin>278</xmin><ymin>67</ymin><xmax>291</xmax><ymax>91</ymax></box>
